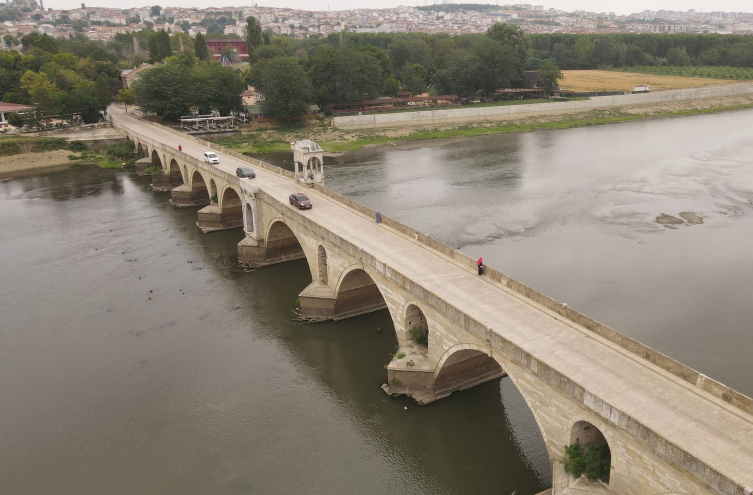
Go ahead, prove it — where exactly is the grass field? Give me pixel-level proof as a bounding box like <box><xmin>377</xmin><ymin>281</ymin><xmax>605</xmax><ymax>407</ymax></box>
<box><xmin>560</xmin><ymin>70</ymin><xmax>739</xmax><ymax>93</ymax></box>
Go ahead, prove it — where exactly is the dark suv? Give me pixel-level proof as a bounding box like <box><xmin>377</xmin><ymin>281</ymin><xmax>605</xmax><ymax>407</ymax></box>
<box><xmin>236</xmin><ymin>166</ymin><xmax>256</xmax><ymax>178</ymax></box>
<box><xmin>289</xmin><ymin>193</ymin><xmax>312</xmax><ymax>210</ymax></box>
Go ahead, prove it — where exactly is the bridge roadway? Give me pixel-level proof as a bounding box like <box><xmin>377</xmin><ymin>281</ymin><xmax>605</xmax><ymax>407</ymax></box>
<box><xmin>112</xmin><ymin>107</ymin><xmax>753</xmax><ymax>495</ymax></box>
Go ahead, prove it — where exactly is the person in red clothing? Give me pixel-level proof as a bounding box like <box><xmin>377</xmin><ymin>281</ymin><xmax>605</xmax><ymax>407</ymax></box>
<box><xmin>178</xmin><ymin>145</ymin><xmax>182</xmax><ymax>151</ymax></box>
<box><xmin>477</xmin><ymin>257</ymin><xmax>483</xmax><ymax>275</ymax></box>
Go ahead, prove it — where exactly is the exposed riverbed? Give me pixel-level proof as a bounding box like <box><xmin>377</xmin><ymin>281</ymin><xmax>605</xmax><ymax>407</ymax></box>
<box><xmin>2</xmin><ymin>108</ymin><xmax>752</xmax><ymax>494</ymax></box>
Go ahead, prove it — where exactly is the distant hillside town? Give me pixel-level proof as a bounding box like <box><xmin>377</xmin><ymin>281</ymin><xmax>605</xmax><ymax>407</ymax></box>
<box><xmin>1</xmin><ymin>1</ymin><xmax>753</xmax><ymax>43</ymax></box>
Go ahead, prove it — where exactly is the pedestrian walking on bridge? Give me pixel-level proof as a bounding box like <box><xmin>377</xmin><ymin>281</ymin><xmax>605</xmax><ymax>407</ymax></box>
<box><xmin>375</xmin><ymin>210</ymin><xmax>381</xmax><ymax>224</ymax></box>
<box><xmin>477</xmin><ymin>257</ymin><xmax>483</xmax><ymax>275</ymax></box>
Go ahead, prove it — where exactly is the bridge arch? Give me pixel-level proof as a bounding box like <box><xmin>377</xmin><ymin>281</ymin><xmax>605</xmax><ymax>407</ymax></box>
<box><xmin>150</xmin><ymin>148</ymin><xmax>162</xmax><ymax>168</ymax></box>
<box><xmin>568</xmin><ymin>419</ymin><xmax>612</xmax><ymax>485</ymax></box>
<box><xmin>167</xmin><ymin>158</ymin><xmax>183</xmax><ymax>184</ymax></box>
<box><xmin>403</xmin><ymin>302</ymin><xmax>429</xmax><ymax>350</ymax></box>
<box><xmin>264</xmin><ymin>218</ymin><xmax>310</xmax><ymax>270</ymax></box>
<box><xmin>190</xmin><ymin>170</ymin><xmax>210</xmax><ymax>204</ymax></box>
<box><xmin>219</xmin><ymin>186</ymin><xmax>243</xmax><ymax>228</ymax></box>
<box><xmin>432</xmin><ymin>344</ymin><xmax>503</xmax><ymax>398</ymax></box>
<box><xmin>333</xmin><ymin>265</ymin><xmax>388</xmax><ymax>320</ymax></box>
<box><xmin>317</xmin><ymin>244</ymin><xmax>328</xmax><ymax>284</ymax></box>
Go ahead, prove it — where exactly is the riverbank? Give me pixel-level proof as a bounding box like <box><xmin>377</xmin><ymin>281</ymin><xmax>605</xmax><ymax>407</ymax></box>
<box><xmin>0</xmin><ymin>139</ymin><xmax>135</xmax><ymax>180</ymax></box>
<box><xmin>0</xmin><ymin>150</ymin><xmax>81</xmax><ymax>180</ymax></box>
<box><xmin>219</xmin><ymin>93</ymin><xmax>753</xmax><ymax>155</ymax></box>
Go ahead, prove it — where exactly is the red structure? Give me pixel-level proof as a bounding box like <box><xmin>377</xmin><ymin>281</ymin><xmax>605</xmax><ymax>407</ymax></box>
<box><xmin>205</xmin><ymin>39</ymin><xmax>248</xmax><ymax>59</ymax></box>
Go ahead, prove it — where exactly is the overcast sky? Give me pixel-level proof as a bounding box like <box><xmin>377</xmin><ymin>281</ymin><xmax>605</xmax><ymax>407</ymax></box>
<box><xmin>50</xmin><ymin>0</ymin><xmax>753</xmax><ymax>16</ymax></box>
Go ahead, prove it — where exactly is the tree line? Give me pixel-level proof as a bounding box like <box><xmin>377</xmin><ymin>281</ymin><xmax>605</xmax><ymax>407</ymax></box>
<box><xmin>7</xmin><ymin>20</ymin><xmax>753</xmax><ymax>127</ymax></box>
<box><xmin>529</xmin><ymin>33</ymin><xmax>753</xmax><ymax>69</ymax></box>
<box><xmin>1</xmin><ymin>32</ymin><xmax>121</xmax><ymax>128</ymax></box>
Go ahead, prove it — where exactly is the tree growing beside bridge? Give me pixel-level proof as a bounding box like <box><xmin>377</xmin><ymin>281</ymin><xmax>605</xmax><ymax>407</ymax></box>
<box><xmin>563</xmin><ymin>442</ymin><xmax>611</xmax><ymax>482</ymax></box>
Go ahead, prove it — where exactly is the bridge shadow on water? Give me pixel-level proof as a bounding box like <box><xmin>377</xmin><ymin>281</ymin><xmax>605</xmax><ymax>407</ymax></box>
<box><xmin>149</xmin><ymin>174</ymin><xmax>552</xmax><ymax>494</ymax></box>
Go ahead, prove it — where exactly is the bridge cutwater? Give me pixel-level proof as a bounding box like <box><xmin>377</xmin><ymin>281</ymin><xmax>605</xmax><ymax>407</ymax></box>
<box><xmin>112</xmin><ymin>106</ymin><xmax>753</xmax><ymax>495</ymax></box>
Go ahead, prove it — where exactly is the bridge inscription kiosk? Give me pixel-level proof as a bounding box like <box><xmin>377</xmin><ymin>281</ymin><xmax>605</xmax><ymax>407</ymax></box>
<box><xmin>292</xmin><ymin>140</ymin><xmax>324</xmax><ymax>186</ymax></box>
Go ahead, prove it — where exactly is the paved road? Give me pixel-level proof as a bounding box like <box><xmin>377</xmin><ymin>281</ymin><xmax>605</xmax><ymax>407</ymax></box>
<box><xmin>112</xmin><ymin>107</ymin><xmax>753</xmax><ymax>488</ymax></box>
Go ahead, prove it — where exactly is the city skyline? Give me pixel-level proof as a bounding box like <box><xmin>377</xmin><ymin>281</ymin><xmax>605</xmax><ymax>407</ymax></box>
<box><xmin>41</xmin><ymin>0</ymin><xmax>753</xmax><ymax>17</ymax></box>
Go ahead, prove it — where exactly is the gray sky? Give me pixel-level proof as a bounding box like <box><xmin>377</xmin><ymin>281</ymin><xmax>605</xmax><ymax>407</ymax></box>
<box><xmin>51</xmin><ymin>0</ymin><xmax>752</xmax><ymax>16</ymax></box>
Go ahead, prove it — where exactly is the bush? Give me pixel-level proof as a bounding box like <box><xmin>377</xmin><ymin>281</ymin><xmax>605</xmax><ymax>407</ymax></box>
<box><xmin>564</xmin><ymin>442</ymin><xmax>610</xmax><ymax>482</ymax></box>
<box><xmin>68</xmin><ymin>140</ymin><xmax>87</xmax><ymax>152</ymax></box>
<box><xmin>103</xmin><ymin>141</ymin><xmax>135</xmax><ymax>160</ymax></box>
<box><xmin>409</xmin><ymin>326</ymin><xmax>428</xmax><ymax>345</ymax></box>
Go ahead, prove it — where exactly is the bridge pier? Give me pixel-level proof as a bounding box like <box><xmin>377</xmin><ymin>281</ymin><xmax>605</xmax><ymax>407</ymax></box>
<box><xmin>238</xmin><ymin>222</ymin><xmax>305</xmax><ymax>267</ymax></box>
<box><xmin>151</xmin><ymin>172</ymin><xmax>183</xmax><ymax>192</ymax></box>
<box><xmin>196</xmin><ymin>204</ymin><xmax>243</xmax><ymax>233</ymax></box>
<box><xmin>169</xmin><ymin>184</ymin><xmax>210</xmax><ymax>208</ymax></box>
<box><xmin>134</xmin><ymin>156</ymin><xmax>151</xmax><ymax>175</ymax></box>
<box><xmin>384</xmin><ymin>348</ymin><xmax>505</xmax><ymax>405</ymax></box>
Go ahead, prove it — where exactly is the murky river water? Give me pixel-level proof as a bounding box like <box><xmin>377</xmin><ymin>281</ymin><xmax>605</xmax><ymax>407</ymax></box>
<box><xmin>2</xmin><ymin>109</ymin><xmax>752</xmax><ymax>494</ymax></box>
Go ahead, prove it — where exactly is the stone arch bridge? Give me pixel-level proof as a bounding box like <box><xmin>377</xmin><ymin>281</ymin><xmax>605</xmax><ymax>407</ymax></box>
<box><xmin>114</xmin><ymin>108</ymin><xmax>753</xmax><ymax>495</ymax></box>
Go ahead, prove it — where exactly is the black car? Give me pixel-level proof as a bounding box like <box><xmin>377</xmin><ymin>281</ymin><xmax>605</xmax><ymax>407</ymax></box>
<box><xmin>289</xmin><ymin>193</ymin><xmax>312</xmax><ymax>209</ymax></box>
<box><xmin>236</xmin><ymin>166</ymin><xmax>256</xmax><ymax>178</ymax></box>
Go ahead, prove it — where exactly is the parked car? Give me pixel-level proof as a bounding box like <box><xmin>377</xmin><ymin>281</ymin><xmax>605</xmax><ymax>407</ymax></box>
<box><xmin>236</xmin><ymin>166</ymin><xmax>256</xmax><ymax>178</ymax></box>
<box><xmin>203</xmin><ymin>151</ymin><xmax>220</xmax><ymax>164</ymax></box>
<box><xmin>289</xmin><ymin>193</ymin><xmax>312</xmax><ymax>210</ymax></box>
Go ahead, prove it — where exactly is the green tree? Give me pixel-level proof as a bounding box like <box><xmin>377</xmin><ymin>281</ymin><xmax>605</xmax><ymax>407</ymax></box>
<box><xmin>7</xmin><ymin>111</ymin><xmax>24</xmax><ymax>128</ymax></box>
<box><xmin>20</xmin><ymin>70</ymin><xmax>57</xmax><ymax>116</ymax></box>
<box><xmin>93</xmin><ymin>75</ymin><xmax>111</xmax><ymax>110</ymax></box>
<box><xmin>194</xmin><ymin>33</ymin><xmax>209</xmax><ymax>61</ymax></box>
<box><xmin>192</xmin><ymin>63</ymin><xmax>243</xmax><ymax>115</ymax></box>
<box><xmin>67</xmin><ymin>81</ymin><xmax>102</xmax><ymax>123</ymax></box>
<box><xmin>308</xmin><ymin>46</ymin><xmax>383</xmax><ymax>105</ymax></box>
<box><xmin>666</xmin><ymin>46</ymin><xmax>691</xmax><ymax>66</ymax></box>
<box><xmin>539</xmin><ymin>60</ymin><xmax>563</xmax><ymax>93</ymax></box>
<box><xmin>116</xmin><ymin>88</ymin><xmax>135</xmax><ymax>113</ymax></box>
<box><xmin>20</xmin><ymin>32</ymin><xmax>59</xmax><ymax>54</ymax></box>
<box><xmin>260</xmin><ymin>57</ymin><xmax>311</xmax><ymax>122</ymax></box>
<box><xmin>150</xmin><ymin>5</ymin><xmax>161</xmax><ymax>17</ymax></box>
<box><xmin>134</xmin><ymin>63</ymin><xmax>192</xmax><ymax>120</ymax></box>
<box><xmin>593</xmin><ymin>35</ymin><xmax>619</xmax><ymax>67</ymax></box>
<box><xmin>245</xmin><ymin>16</ymin><xmax>263</xmax><ymax>52</ymax></box>
<box><xmin>388</xmin><ymin>38</ymin><xmax>431</xmax><ymax>74</ymax></box>
<box><xmin>486</xmin><ymin>23</ymin><xmax>530</xmax><ymax>74</ymax></box>
<box><xmin>381</xmin><ymin>76</ymin><xmax>400</xmax><ymax>97</ymax></box>
<box><xmin>3</xmin><ymin>34</ymin><xmax>18</xmax><ymax>48</ymax></box>
<box><xmin>574</xmin><ymin>36</ymin><xmax>595</xmax><ymax>66</ymax></box>
<box><xmin>400</xmin><ymin>63</ymin><xmax>427</xmax><ymax>95</ymax></box>
<box><xmin>474</xmin><ymin>39</ymin><xmax>516</xmax><ymax>99</ymax></box>
<box><xmin>147</xmin><ymin>29</ymin><xmax>171</xmax><ymax>61</ymax></box>
<box><xmin>443</xmin><ymin>49</ymin><xmax>479</xmax><ymax>96</ymax></box>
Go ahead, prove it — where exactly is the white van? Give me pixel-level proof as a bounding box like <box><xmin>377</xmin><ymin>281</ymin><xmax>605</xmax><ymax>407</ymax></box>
<box><xmin>203</xmin><ymin>151</ymin><xmax>220</xmax><ymax>164</ymax></box>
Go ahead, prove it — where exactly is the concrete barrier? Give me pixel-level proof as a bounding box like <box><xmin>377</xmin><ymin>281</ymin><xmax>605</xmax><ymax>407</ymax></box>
<box><xmin>334</xmin><ymin>83</ymin><xmax>753</xmax><ymax>130</ymax></box>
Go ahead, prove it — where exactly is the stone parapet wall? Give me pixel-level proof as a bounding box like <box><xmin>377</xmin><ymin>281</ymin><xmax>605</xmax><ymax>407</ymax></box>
<box><xmin>333</xmin><ymin>83</ymin><xmax>753</xmax><ymax>130</ymax></box>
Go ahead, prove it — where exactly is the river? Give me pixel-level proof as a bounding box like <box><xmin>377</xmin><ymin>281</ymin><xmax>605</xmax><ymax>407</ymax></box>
<box><xmin>1</xmin><ymin>109</ymin><xmax>752</xmax><ymax>494</ymax></box>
